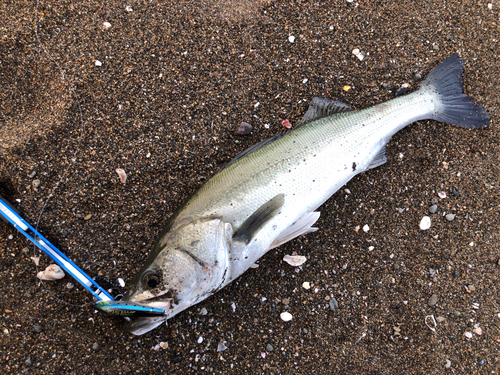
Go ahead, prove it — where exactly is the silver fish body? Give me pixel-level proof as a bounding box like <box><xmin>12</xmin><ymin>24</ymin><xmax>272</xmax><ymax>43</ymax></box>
<box><xmin>122</xmin><ymin>54</ymin><xmax>489</xmax><ymax>335</ymax></box>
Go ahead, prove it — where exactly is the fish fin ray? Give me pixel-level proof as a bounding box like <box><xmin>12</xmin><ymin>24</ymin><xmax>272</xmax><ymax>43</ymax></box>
<box><xmin>367</xmin><ymin>145</ymin><xmax>388</xmax><ymax>170</ymax></box>
<box><xmin>233</xmin><ymin>194</ymin><xmax>285</xmax><ymax>244</ymax></box>
<box><xmin>122</xmin><ymin>316</ymin><xmax>166</xmax><ymax>335</ymax></box>
<box><xmin>295</xmin><ymin>97</ymin><xmax>352</xmax><ymax>129</ymax></box>
<box><xmin>420</xmin><ymin>54</ymin><xmax>489</xmax><ymax>128</ymax></box>
<box><xmin>269</xmin><ymin>211</ymin><xmax>320</xmax><ymax>250</ymax></box>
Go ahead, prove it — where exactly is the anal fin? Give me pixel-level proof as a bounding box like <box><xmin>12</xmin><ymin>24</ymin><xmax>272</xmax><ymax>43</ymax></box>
<box><xmin>269</xmin><ymin>211</ymin><xmax>320</xmax><ymax>250</ymax></box>
<box><xmin>367</xmin><ymin>145</ymin><xmax>388</xmax><ymax>171</ymax></box>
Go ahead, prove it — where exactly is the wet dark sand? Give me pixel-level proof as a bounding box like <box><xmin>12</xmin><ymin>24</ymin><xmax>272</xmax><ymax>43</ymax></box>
<box><xmin>1</xmin><ymin>1</ymin><xmax>499</xmax><ymax>373</ymax></box>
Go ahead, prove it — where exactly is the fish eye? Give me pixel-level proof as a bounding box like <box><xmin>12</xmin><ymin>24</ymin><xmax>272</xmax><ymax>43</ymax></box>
<box><xmin>141</xmin><ymin>270</ymin><xmax>160</xmax><ymax>288</ymax></box>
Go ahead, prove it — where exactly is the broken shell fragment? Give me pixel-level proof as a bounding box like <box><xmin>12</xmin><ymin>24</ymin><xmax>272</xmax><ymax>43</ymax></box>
<box><xmin>280</xmin><ymin>312</ymin><xmax>293</xmax><ymax>322</ymax></box>
<box><xmin>37</xmin><ymin>264</ymin><xmax>65</xmax><ymax>281</ymax></box>
<box><xmin>420</xmin><ymin>216</ymin><xmax>431</xmax><ymax>230</ymax></box>
<box><xmin>283</xmin><ymin>254</ymin><xmax>307</xmax><ymax>267</ymax></box>
<box><xmin>116</xmin><ymin>168</ymin><xmax>127</xmax><ymax>184</ymax></box>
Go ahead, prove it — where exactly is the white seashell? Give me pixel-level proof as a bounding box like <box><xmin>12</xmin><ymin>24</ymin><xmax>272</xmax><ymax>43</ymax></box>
<box><xmin>302</xmin><ymin>282</ymin><xmax>310</xmax><ymax>289</ymax></box>
<box><xmin>37</xmin><ymin>264</ymin><xmax>65</xmax><ymax>281</ymax></box>
<box><xmin>420</xmin><ymin>216</ymin><xmax>431</xmax><ymax>230</ymax></box>
<box><xmin>118</xmin><ymin>278</ymin><xmax>125</xmax><ymax>287</ymax></box>
<box><xmin>288</xmin><ymin>35</ymin><xmax>295</xmax><ymax>43</ymax></box>
<box><xmin>363</xmin><ymin>224</ymin><xmax>370</xmax><ymax>232</ymax></box>
<box><xmin>160</xmin><ymin>342</ymin><xmax>168</xmax><ymax>349</ymax></box>
<box><xmin>31</xmin><ymin>256</ymin><xmax>40</xmax><ymax>266</ymax></box>
<box><xmin>116</xmin><ymin>168</ymin><xmax>127</xmax><ymax>184</ymax></box>
<box><xmin>438</xmin><ymin>191</ymin><xmax>447</xmax><ymax>199</ymax></box>
<box><xmin>280</xmin><ymin>312</ymin><xmax>293</xmax><ymax>322</ymax></box>
<box><xmin>103</xmin><ymin>22</ymin><xmax>112</xmax><ymax>29</ymax></box>
<box><xmin>95</xmin><ymin>60</ymin><xmax>102</xmax><ymax>67</ymax></box>
<box><xmin>283</xmin><ymin>255</ymin><xmax>307</xmax><ymax>267</ymax></box>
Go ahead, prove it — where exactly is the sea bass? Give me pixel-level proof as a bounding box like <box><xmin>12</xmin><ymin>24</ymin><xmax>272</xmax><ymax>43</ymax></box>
<box><xmin>122</xmin><ymin>54</ymin><xmax>489</xmax><ymax>334</ymax></box>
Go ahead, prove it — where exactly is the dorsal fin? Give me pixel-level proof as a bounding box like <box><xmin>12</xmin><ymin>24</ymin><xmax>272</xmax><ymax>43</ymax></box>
<box><xmin>295</xmin><ymin>97</ymin><xmax>352</xmax><ymax>129</ymax></box>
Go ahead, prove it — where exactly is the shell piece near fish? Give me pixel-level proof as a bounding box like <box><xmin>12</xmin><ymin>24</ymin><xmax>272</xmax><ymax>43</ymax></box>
<box><xmin>37</xmin><ymin>264</ymin><xmax>65</xmax><ymax>281</ymax></box>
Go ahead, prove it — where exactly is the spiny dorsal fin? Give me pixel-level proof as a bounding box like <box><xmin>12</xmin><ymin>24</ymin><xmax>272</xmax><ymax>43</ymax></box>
<box><xmin>295</xmin><ymin>97</ymin><xmax>352</xmax><ymax>129</ymax></box>
<box><xmin>233</xmin><ymin>194</ymin><xmax>285</xmax><ymax>244</ymax></box>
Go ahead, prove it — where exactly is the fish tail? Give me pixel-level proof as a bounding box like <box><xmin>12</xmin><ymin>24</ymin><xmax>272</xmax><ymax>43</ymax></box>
<box><xmin>420</xmin><ymin>54</ymin><xmax>489</xmax><ymax>128</ymax></box>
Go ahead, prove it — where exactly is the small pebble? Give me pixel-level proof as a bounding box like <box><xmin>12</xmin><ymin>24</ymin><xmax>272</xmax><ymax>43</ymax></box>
<box><xmin>32</xmin><ymin>179</ymin><xmax>41</xmax><ymax>188</ymax></box>
<box><xmin>302</xmin><ymin>282</ymin><xmax>310</xmax><ymax>289</ymax></box>
<box><xmin>118</xmin><ymin>278</ymin><xmax>125</xmax><ymax>287</ymax></box>
<box><xmin>33</xmin><ymin>324</ymin><xmax>43</xmax><ymax>333</ymax></box>
<box><xmin>234</xmin><ymin>122</ymin><xmax>253</xmax><ymax>135</ymax></box>
<box><xmin>92</xmin><ymin>342</ymin><xmax>99</xmax><ymax>350</ymax></box>
<box><xmin>436</xmin><ymin>316</ymin><xmax>446</xmax><ymax>323</ymax></box>
<box><xmin>429</xmin><ymin>269</ymin><xmax>436</xmax><ymax>277</ymax></box>
<box><xmin>329</xmin><ymin>297</ymin><xmax>339</xmax><ymax>312</ymax></box>
<box><xmin>420</xmin><ymin>216</ymin><xmax>431</xmax><ymax>230</ymax></box>
<box><xmin>160</xmin><ymin>342</ymin><xmax>168</xmax><ymax>349</ymax></box>
<box><xmin>288</xmin><ymin>35</ymin><xmax>295</xmax><ymax>43</ymax></box>
<box><xmin>428</xmin><ymin>294</ymin><xmax>438</xmax><ymax>306</ymax></box>
<box><xmin>200</xmin><ymin>307</ymin><xmax>208</xmax><ymax>315</ymax></box>
<box><xmin>467</xmin><ymin>285</ymin><xmax>476</xmax><ymax>292</ymax></box>
<box><xmin>25</xmin><ymin>357</ymin><xmax>32</xmax><ymax>366</ymax></box>
<box><xmin>282</xmin><ymin>298</ymin><xmax>290</xmax><ymax>305</ymax></box>
<box><xmin>95</xmin><ymin>60</ymin><xmax>102</xmax><ymax>67</ymax></box>
<box><xmin>363</xmin><ymin>224</ymin><xmax>369</xmax><ymax>232</ymax></box>
<box><xmin>266</xmin><ymin>344</ymin><xmax>273</xmax><ymax>352</ymax></box>
<box><xmin>103</xmin><ymin>22</ymin><xmax>112</xmax><ymax>29</ymax></box>
<box><xmin>464</xmin><ymin>331</ymin><xmax>472</xmax><ymax>339</ymax></box>
<box><xmin>478</xmin><ymin>359</ymin><xmax>485</xmax><ymax>366</ymax></box>
<box><xmin>429</xmin><ymin>205</ymin><xmax>437</xmax><ymax>214</ymax></box>
<box><xmin>415</xmin><ymin>73</ymin><xmax>422</xmax><ymax>80</ymax></box>
<box><xmin>438</xmin><ymin>191</ymin><xmax>447</xmax><ymax>199</ymax></box>
<box><xmin>445</xmin><ymin>213</ymin><xmax>455</xmax><ymax>222</ymax></box>
<box><xmin>197</xmin><ymin>336</ymin><xmax>203</xmax><ymax>344</ymax></box>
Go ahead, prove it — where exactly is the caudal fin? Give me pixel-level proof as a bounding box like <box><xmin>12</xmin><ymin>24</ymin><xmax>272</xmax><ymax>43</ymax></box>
<box><xmin>421</xmin><ymin>54</ymin><xmax>489</xmax><ymax>128</ymax></box>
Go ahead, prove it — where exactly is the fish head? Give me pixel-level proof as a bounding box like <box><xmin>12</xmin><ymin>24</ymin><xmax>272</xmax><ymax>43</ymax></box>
<box><xmin>122</xmin><ymin>216</ymin><xmax>231</xmax><ymax>334</ymax></box>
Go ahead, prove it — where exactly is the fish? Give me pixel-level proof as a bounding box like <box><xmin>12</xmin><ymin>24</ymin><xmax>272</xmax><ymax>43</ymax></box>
<box><xmin>122</xmin><ymin>54</ymin><xmax>489</xmax><ymax>335</ymax></box>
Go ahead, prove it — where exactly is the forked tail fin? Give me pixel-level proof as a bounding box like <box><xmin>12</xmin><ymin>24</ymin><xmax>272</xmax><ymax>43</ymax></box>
<box><xmin>420</xmin><ymin>54</ymin><xmax>489</xmax><ymax>128</ymax></box>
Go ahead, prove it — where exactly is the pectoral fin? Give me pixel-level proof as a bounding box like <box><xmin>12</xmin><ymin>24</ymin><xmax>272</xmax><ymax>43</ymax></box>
<box><xmin>269</xmin><ymin>211</ymin><xmax>320</xmax><ymax>249</ymax></box>
<box><xmin>233</xmin><ymin>194</ymin><xmax>285</xmax><ymax>244</ymax></box>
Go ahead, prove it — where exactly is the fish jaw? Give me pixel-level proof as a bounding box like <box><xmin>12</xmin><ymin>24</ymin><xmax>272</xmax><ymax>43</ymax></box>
<box><xmin>122</xmin><ymin>217</ymin><xmax>232</xmax><ymax>334</ymax></box>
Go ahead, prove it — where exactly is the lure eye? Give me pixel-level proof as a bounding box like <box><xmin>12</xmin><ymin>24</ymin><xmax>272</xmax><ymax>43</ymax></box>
<box><xmin>141</xmin><ymin>270</ymin><xmax>160</xmax><ymax>288</ymax></box>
